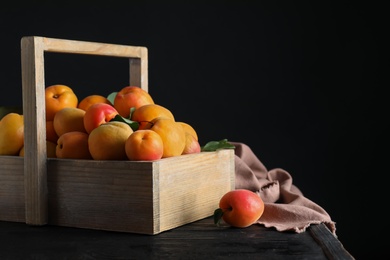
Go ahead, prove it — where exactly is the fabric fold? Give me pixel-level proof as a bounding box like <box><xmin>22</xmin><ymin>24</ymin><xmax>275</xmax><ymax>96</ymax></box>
<box><xmin>231</xmin><ymin>142</ymin><xmax>336</xmax><ymax>236</ymax></box>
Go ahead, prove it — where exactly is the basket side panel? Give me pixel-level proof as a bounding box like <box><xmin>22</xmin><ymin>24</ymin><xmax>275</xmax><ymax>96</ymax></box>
<box><xmin>47</xmin><ymin>159</ymin><xmax>156</xmax><ymax>234</ymax></box>
<box><xmin>0</xmin><ymin>156</ymin><xmax>25</xmax><ymax>222</ymax></box>
<box><xmin>157</xmin><ymin>149</ymin><xmax>235</xmax><ymax>233</ymax></box>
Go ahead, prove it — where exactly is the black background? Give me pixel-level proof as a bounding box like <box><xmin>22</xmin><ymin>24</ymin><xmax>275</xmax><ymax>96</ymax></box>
<box><xmin>1</xmin><ymin>3</ymin><xmax>387</xmax><ymax>259</ymax></box>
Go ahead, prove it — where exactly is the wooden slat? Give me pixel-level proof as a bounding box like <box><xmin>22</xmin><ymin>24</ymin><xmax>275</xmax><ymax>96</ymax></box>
<box><xmin>42</xmin><ymin>37</ymin><xmax>146</xmax><ymax>57</ymax></box>
<box><xmin>21</xmin><ymin>36</ymin><xmax>48</xmax><ymax>225</ymax></box>
<box><xmin>41</xmin><ymin>37</ymin><xmax>148</xmax><ymax>91</ymax></box>
<box><xmin>309</xmin><ymin>223</ymin><xmax>355</xmax><ymax>260</ymax></box>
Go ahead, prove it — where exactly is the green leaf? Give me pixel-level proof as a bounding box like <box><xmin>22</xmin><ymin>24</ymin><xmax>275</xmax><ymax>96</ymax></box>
<box><xmin>201</xmin><ymin>139</ymin><xmax>235</xmax><ymax>152</ymax></box>
<box><xmin>110</xmin><ymin>114</ymin><xmax>139</xmax><ymax>131</ymax></box>
<box><xmin>107</xmin><ymin>92</ymin><xmax>117</xmax><ymax>105</ymax></box>
<box><xmin>106</xmin><ymin>96</ymin><xmax>139</xmax><ymax>131</ymax></box>
<box><xmin>129</xmin><ymin>107</ymin><xmax>136</xmax><ymax>119</ymax></box>
<box><xmin>213</xmin><ymin>208</ymin><xmax>224</xmax><ymax>227</ymax></box>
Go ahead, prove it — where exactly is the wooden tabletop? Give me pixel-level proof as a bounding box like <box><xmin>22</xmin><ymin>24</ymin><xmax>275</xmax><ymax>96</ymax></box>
<box><xmin>0</xmin><ymin>217</ymin><xmax>354</xmax><ymax>259</ymax></box>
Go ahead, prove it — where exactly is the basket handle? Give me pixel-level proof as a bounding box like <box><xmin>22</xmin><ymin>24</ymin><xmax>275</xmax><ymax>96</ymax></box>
<box><xmin>21</xmin><ymin>36</ymin><xmax>148</xmax><ymax>225</ymax></box>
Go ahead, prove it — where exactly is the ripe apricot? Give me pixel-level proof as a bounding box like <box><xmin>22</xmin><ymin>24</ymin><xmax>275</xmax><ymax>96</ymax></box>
<box><xmin>114</xmin><ymin>86</ymin><xmax>154</xmax><ymax>118</ymax></box>
<box><xmin>215</xmin><ymin>189</ymin><xmax>265</xmax><ymax>228</ymax></box>
<box><xmin>19</xmin><ymin>141</ymin><xmax>57</xmax><ymax>158</ymax></box>
<box><xmin>178</xmin><ymin>121</ymin><xmax>198</xmax><ymax>141</ymax></box>
<box><xmin>144</xmin><ymin>117</ymin><xmax>185</xmax><ymax>158</ymax></box>
<box><xmin>45</xmin><ymin>84</ymin><xmax>78</xmax><ymax>121</ymax></box>
<box><xmin>182</xmin><ymin>132</ymin><xmax>201</xmax><ymax>155</ymax></box>
<box><xmin>0</xmin><ymin>113</ymin><xmax>24</xmax><ymax>156</ymax></box>
<box><xmin>125</xmin><ymin>129</ymin><xmax>164</xmax><ymax>161</ymax></box>
<box><xmin>88</xmin><ymin>121</ymin><xmax>133</xmax><ymax>160</ymax></box>
<box><xmin>83</xmin><ymin>103</ymin><xmax>119</xmax><ymax>134</ymax></box>
<box><xmin>131</xmin><ymin>104</ymin><xmax>175</xmax><ymax>130</ymax></box>
<box><xmin>56</xmin><ymin>131</ymin><xmax>92</xmax><ymax>160</ymax></box>
<box><xmin>46</xmin><ymin>120</ymin><xmax>59</xmax><ymax>143</ymax></box>
<box><xmin>78</xmin><ymin>94</ymin><xmax>112</xmax><ymax>111</ymax></box>
<box><xmin>53</xmin><ymin>107</ymin><xmax>87</xmax><ymax>137</ymax></box>
<box><xmin>46</xmin><ymin>141</ymin><xmax>57</xmax><ymax>158</ymax></box>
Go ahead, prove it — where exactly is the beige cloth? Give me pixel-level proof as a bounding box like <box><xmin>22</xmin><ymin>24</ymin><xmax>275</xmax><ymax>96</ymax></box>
<box><xmin>232</xmin><ymin>142</ymin><xmax>336</xmax><ymax>236</ymax></box>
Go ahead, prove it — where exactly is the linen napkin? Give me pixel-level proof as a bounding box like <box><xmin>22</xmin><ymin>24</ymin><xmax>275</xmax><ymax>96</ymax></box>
<box><xmin>231</xmin><ymin>142</ymin><xmax>336</xmax><ymax>236</ymax></box>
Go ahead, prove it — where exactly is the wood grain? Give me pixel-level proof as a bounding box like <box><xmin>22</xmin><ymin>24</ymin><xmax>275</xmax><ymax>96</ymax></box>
<box><xmin>0</xmin><ymin>217</ymin><xmax>355</xmax><ymax>259</ymax></box>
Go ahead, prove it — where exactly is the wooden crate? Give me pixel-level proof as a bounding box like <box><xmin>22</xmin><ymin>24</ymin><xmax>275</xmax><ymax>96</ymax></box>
<box><xmin>0</xmin><ymin>36</ymin><xmax>235</xmax><ymax>234</ymax></box>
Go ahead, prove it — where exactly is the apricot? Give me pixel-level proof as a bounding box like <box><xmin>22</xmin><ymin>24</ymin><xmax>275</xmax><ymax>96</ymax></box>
<box><xmin>88</xmin><ymin>121</ymin><xmax>133</xmax><ymax>160</ymax></box>
<box><xmin>131</xmin><ymin>104</ymin><xmax>175</xmax><ymax>130</ymax></box>
<box><xmin>19</xmin><ymin>141</ymin><xmax>57</xmax><ymax>158</ymax></box>
<box><xmin>56</xmin><ymin>131</ymin><xmax>92</xmax><ymax>160</ymax></box>
<box><xmin>177</xmin><ymin>121</ymin><xmax>198</xmax><ymax>141</ymax></box>
<box><xmin>53</xmin><ymin>107</ymin><xmax>87</xmax><ymax>137</ymax></box>
<box><xmin>46</xmin><ymin>120</ymin><xmax>59</xmax><ymax>143</ymax></box>
<box><xmin>78</xmin><ymin>94</ymin><xmax>112</xmax><ymax>111</ymax></box>
<box><xmin>114</xmin><ymin>86</ymin><xmax>154</xmax><ymax>118</ymax></box>
<box><xmin>46</xmin><ymin>141</ymin><xmax>57</xmax><ymax>158</ymax></box>
<box><xmin>125</xmin><ymin>129</ymin><xmax>163</xmax><ymax>161</ymax></box>
<box><xmin>182</xmin><ymin>132</ymin><xmax>201</xmax><ymax>155</ymax></box>
<box><xmin>178</xmin><ymin>121</ymin><xmax>200</xmax><ymax>155</ymax></box>
<box><xmin>83</xmin><ymin>103</ymin><xmax>119</xmax><ymax>134</ymax></box>
<box><xmin>214</xmin><ymin>189</ymin><xmax>265</xmax><ymax>228</ymax></box>
<box><xmin>144</xmin><ymin>117</ymin><xmax>185</xmax><ymax>158</ymax></box>
<box><xmin>45</xmin><ymin>84</ymin><xmax>78</xmax><ymax>121</ymax></box>
<box><xmin>0</xmin><ymin>113</ymin><xmax>24</xmax><ymax>156</ymax></box>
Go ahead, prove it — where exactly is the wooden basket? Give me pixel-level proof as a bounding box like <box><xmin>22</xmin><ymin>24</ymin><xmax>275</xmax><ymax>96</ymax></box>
<box><xmin>0</xmin><ymin>36</ymin><xmax>235</xmax><ymax>234</ymax></box>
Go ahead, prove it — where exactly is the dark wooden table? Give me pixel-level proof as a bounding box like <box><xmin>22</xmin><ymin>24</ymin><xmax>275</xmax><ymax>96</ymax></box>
<box><xmin>0</xmin><ymin>217</ymin><xmax>354</xmax><ymax>259</ymax></box>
